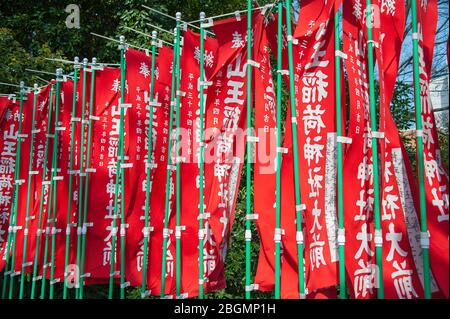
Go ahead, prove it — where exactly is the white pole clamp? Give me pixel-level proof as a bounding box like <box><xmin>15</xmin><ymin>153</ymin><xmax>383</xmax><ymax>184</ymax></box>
<box><xmin>416</xmin><ymin>129</ymin><xmax>424</xmax><ymax>137</ymax></box>
<box><xmin>287</xmin><ymin>35</ymin><xmax>299</xmax><ymax>45</ymax></box>
<box><xmin>247</xmin><ymin>136</ymin><xmax>260</xmax><ymax>143</ymax></box>
<box><xmin>89</xmin><ymin>115</ymin><xmax>100</xmax><ymax>121</ymax></box>
<box><xmin>198</xmin><ymin>228</ymin><xmax>205</xmax><ymax>240</ymax></box>
<box><xmin>119</xmin><ymin>103</ymin><xmax>132</xmax><ymax>109</ymax></box>
<box><xmin>175</xmin><ymin>225</ymin><xmax>186</xmax><ymax>238</ymax></box>
<box><xmin>86</xmin><ymin>168</ymin><xmax>96</xmax><ymax>173</ymax></box>
<box><xmin>245</xmin><ymin>229</ymin><xmax>252</xmax><ymax>241</ymax></box>
<box><xmin>120</xmin><ymin>281</ymin><xmax>130</xmax><ymax>289</ymax></box>
<box><xmin>234</xmin><ymin>11</ymin><xmax>241</xmax><ymax>21</ymax></box>
<box><xmin>337</xmin><ymin>228</ymin><xmax>346</xmax><ymax>246</ymax></box>
<box><xmin>120</xmin><ymin>223</ymin><xmax>129</xmax><ymax>236</ymax></box>
<box><xmin>274</xmin><ymin>228</ymin><xmax>285</xmax><ymax>243</ymax></box>
<box><xmin>276</xmin><ymin>147</ymin><xmax>288</xmax><ymax>154</ymax></box>
<box><xmin>371</xmin><ymin>131</ymin><xmax>385</xmax><ymax>139</ymax></box>
<box><xmin>200</xmin><ymin>18</ymin><xmax>214</xmax><ymax>29</ymax></box>
<box><xmin>374</xmin><ymin>229</ymin><xmax>383</xmax><ymax>247</ymax></box>
<box><xmin>55</xmin><ymin>126</ymin><xmax>66</xmax><ymax>131</ymax></box>
<box><xmin>335</xmin><ymin>50</ymin><xmax>348</xmax><ymax>59</ymax></box>
<box><xmin>246</xmin><ymin>214</ymin><xmax>259</xmax><ymax>221</ymax></box>
<box><xmin>245</xmin><ymin>284</ymin><xmax>259</xmax><ymax>292</ymax></box>
<box><xmin>197</xmin><ymin>213</ymin><xmax>210</xmax><ymax>220</ymax></box>
<box><xmin>291</xmin><ymin>116</ymin><xmax>298</xmax><ymax>124</ymax></box>
<box><xmin>337</xmin><ymin>136</ymin><xmax>353</xmax><ymax>144</ymax></box>
<box><xmin>149</xmin><ymin>101</ymin><xmax>162</xmax><ymax>107</ymax></box>
<box><xmin>367</xmin><ymin>40</ymin><xmax>379</xmax><ymax>48</ymax></box>
<box><xmin>296</xmin><ymin>204</ymin><xmax>306</xmax><ymax>212</ymax></box>
<box><xmin>120</xmin><ymin>163</ymin><xmax>133</xmax><ymax>169</ymax></box>
<box><xmin>163</xmin><ymin>228</ymin><xmax>173</xmax><ymax>238</ymax></box>
<box><xmin>247</xmin><ymin>60</ymin><xmax>261</xmax><ymax>68</ymax></box>
<box><xmin>277</xmin><ymin>70</ymin><xmax>289</xmax><ymax>76</ymax></box>
<box><xmin>412</xmin><ymin>32</ymin><xmax>419</xmax><ymax>40</ymax></box>
<box><xmin>420</xmin><ymin>231</ymin><xmax>430</xmax><ymax>249</ymax></box>
<box><xmin>28</xmin><ymin>170</ymin><xmax>39</xmax><ymax>175</ymax></box>
<box><xmin>15</xmin><ymin>179</ymin><xmax>25</xmax><ymax>185</ymax></box>
<box><xmin>296</xmin><ymin>231</ymin><xmax>304</xmax><ymax>245</ymax></box>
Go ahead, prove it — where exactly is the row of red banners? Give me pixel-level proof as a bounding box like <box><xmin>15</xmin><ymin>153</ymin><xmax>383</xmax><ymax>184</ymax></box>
<box><xmin>0</xmin><ymin>0</ymin><xmax>448</xmax><ymax>299</ymax></box>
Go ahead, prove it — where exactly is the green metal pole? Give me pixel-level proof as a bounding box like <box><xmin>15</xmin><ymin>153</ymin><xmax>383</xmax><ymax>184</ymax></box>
<box><xmin>410</xmin><ymin>0</ymin><xmax>431</xmax><ymax>299</ymax></box>
<box><xmin>78</xmin><ymin>58</ymin><xmax>98</xmax><ymax>300</ymax></box>
<box><xmin>274</xmin><ymin>2</ymin><xmax>283</xmax><ymax>300</ymax></box>
<box><xmin>173</xmin><ymin>12</ymin><xmax>182</xmax><ymax>299</ymax></box>
<box><xmin>108</xmin><ymin>36</ymin><xmax>127</xmax><ymax>299</ymax></box>
<box><xmin>198</xmin><ymin>11</ymin><xmax>206</xmax><ymax>299</ymax></box>
<box><xmin>245</xmin><ymin>0</ymin><xmax>253</xmax><ymax>300</ymax></box>
<box><xmin>334</xmin><ymin>5</ymin><xmax>346</xmax><ymax>299</ymax></box>
<box><xmin>63</xmin><ymin>57</ymin><xmax>80</xmax><ymax>299</ymax></box>
<box><xmin>285</xmin><ymin>0</ymin><xmax>306</xmax><ymax>299</ymax></box>
<box><xmin>141</xmin><ymin>31</ymin><xmax>158</xmax><ymax>299</ymax></box>
<box><xmin>48</xmin><ymin>68</ymin><xmax>64</xmax><ymax>299</ymax></box>
<box><xmin>75</xmin><ymin>58</ymin><xmax>89</xmax><ymax>299</ymax></box>
<box><xmin>18</xmin><ymin>84</ymin><xmax>39</xmax><ymax>299</ymax></box>
<box><xmin>364</xmin><ymin>0</ymin><xmax>384</xmax><ymax>299</ymax></box>
<box><xmin>30</xmin><ymin>83</ymin><xmax>55</xmax><ymax>299</ymax></box>
<box><xmin>2</xmin><ymin>81</ymin><xmax>26</xmax><ymax>299</ymax></box>
<box><xmin>160</xmin><ymin>26</ymin><xmax>179</xmax><ymax>299</ymax></box>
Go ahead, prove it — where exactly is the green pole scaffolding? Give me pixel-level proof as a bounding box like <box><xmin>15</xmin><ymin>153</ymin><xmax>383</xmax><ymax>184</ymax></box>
<box><xmin>410</xmin><ymin>0</ymin><xmax>431</xmax><ymax>299</ymax></box>
<box><xmin>244</xmin><ymin>0</ymin><xmax>253</xmax><ymax>300</ymax></box>
<box><xmin>173</xmin><ymin>12</ymin><xmax>183</xmax><ymax>299</ymax></box>
<box><xmin>18</xmin><ymin>83</ymin><xmax>39</xmax><ymax>299</ymax></box>
<box><xmin>30</xmin><ymin>82</ymin><xmax>55</xmax><ymax>299</ymax></box>
<box><xmin>364</xmin><ymin>0</ymin><xmax>384</xmax><ymax>298</ymax></box>
<box><xmin>62</xmin><ymin>57</ymin><xmax>80</xmax><ymax>299</ymax></box>
<box><xmin>75</xmin><ymin>58</ymin><xmax>89</xmax><ymax>299</ymax></box>
<box><xmin>108</xmin><ymin>35</ymin><xmax>127</xmax><ymax>299</ymax></box>
<box><xmin>141</xmin><ymin>31</ymin><xmax>158</xmax><ymax>299</ymax></box>
<box><xmin>334</xmin><ymin>5</ymin><xmax>347</xmax><ymax>299</ymax></box>
<box><xmin>274</xmin><ymin>1</ymin><xmax>283</xmax><ymax>300</ymax></box>
<box><xmin>48</xmin><ymin>68</ymin><xmax>64</xmax><ymax>299</ymax></box>
<box><xmin>198</xmin><ymin>11</ymin><xmax>206</xmax><ymax>300</ymax></box>
<box><xmin>2</xmin><ymin>81</ymin><xmax>26</xmax><ymax>299</ymax></box>
<box><xmin>160</xmin><ymin>25</ymin><xmax>179</xmax><ymax>299</ymax></box>
<box><xmin>285</xmin><ymin>0</ymin><xmax>306</xmax><ymax>299</ymax></box>
<box><xmin>78</xmin><ymin>58</ymin><xmax>99</xmax><ymax>299</ymax></box>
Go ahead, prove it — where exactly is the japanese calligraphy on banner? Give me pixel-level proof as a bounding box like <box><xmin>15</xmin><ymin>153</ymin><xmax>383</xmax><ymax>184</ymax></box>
<box><xmin>144</xmin><ymin>46</ymin><xmax>177</xmax><ymax>296</ymax></box>
<box><xmin>47</xmin><ymin>79</ymin><xmax>77</xmax><ymax>282</ymax></box>
<box><xmin>124</xmin><ymin>48</ymin><xmax>154</xmax><ymax>287</ymax></box>
<box><xmin>82</xmin><ymin>67</ymin><xmax>126</xmax><ymax>284</ymax></box>
<box><xmin>176</xmin><ymin>29</ymin><xmax>221</xmax><ymax>298</ymax></box>
<box><xmin>30</xmin><ymin>83</ymin><xmax>56</xmax><ymax>277</ymax></box>
<box><xmin>260</xmin><ymin>1</ymin><xmax>339</xmax><ymax>298</ymax></box>
<box><xmin>1</xmin><ymin>90</ymin><xmax>33</xmax><ymax>274</ymax></box>
<box><xmin>373</xmin><ymin>0</ymin><xmax>430</xmax><ymax>299</ymax></box>
<box><xmin>342</xmin><ymin>0</ymin><xmax>377</xmax><ymax>299</ymax></box>
<box><xmin>415</xmin><ymin>0</ymin><xmax>449</xmax><ymax>298</ymax></box>
<box><xmin>253</xmin><ymin>27</ymin><xmax>277</xmax><ymax>292</ymax></box>
<box><xmin>0</xmin><ymin>96</ymin><xmax>20</xmax><ymax>271</ymax></box>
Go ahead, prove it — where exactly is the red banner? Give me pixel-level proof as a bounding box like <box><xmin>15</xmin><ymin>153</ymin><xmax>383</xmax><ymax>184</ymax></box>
<box><xmin>262</xmin><ymin>2</ymin><xmax>339</xmax><ymax>298</ymax></box>
<box><xmin>415</xmin><ymin>0</ymin><xmax>449</xmax><ymax>298</ymax></box>
<box><xmin>373</xmin><ymin>0</ymin><xmax>430</xmax><ymax>299</ymax></box>
<box><xmin>342</xmin><ymin>0</ymin><xmax>377</xmax><ymax>299</ymax></box>
<box><xmin>0</xmin><ymin>95</ymin><xmax>19</xmax><ymax>271</ymax></box>
<box><xmin>82</xmin><ymin>67</ymin><xmax>124</xmax><ymax>284</ymax></box>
